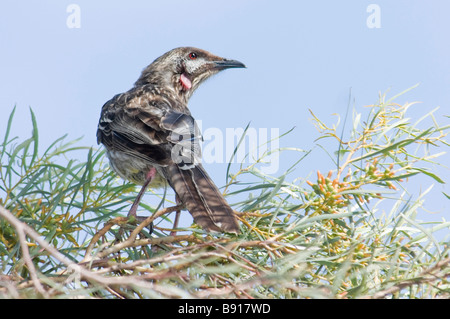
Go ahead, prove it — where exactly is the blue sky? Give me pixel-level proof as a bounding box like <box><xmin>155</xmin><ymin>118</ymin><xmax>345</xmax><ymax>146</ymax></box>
<box><xmin>1</xmin><ymin>1</ymin><xmax>449</xmax><ymax>225</ymax></box>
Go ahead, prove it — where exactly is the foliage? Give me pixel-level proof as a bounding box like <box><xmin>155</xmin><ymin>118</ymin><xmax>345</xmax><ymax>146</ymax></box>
<box><xmin>0</xmin><ymin>88</ymin><xmax>449</xmax><ymax>298</ymax></box>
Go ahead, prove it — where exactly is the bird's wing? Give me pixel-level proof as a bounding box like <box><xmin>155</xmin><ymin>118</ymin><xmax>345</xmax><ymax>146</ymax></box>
<box><xmin>160</xmin><ymin>110</ymin><xmax>203</xmax><ymax>169</ymax></box>
<box><xmin>97</xmin><ymin>86</ymin><xmax>201</xmax><ymax>167</ymax></box>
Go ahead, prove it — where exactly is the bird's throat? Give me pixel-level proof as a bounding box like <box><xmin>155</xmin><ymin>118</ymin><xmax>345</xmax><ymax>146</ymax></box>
<box><xmin>180</xmin><ymin>73</ymin><xmax>192</xmax><ymax>90</ymax></box>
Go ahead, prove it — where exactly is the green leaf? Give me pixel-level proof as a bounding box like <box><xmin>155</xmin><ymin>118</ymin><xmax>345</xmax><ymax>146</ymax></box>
<box><xmin>1</xmin><ymin>105</ymin><xmax>17</xmax><ymax>157</ymax></box>
<box><xmin>29</xmin><ymin>107</ymin><xmax>39</xmax><ymax>167</ymax></box>
<box><xmin>410</xmin><ymin>168</ymin><xmax>445</xmax><ymax>184</ymax></box>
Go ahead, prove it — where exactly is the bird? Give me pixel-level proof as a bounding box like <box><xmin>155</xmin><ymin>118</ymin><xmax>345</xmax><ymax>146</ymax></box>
<box><xmin>97</xmin><ymin>47</ymin><xmax>245</xmax><ymax>234</ymax></box>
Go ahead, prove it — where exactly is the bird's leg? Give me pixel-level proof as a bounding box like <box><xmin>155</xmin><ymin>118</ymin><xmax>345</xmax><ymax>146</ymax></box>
<box><xmin>170</xmin><ymin>195</ymin><xmax>182</xmax><ymax>236</ymax></box>
<box><xmin>128</xmin><ymin>167</ymin><xmax>156</xmax><ymax>220</ymax></box>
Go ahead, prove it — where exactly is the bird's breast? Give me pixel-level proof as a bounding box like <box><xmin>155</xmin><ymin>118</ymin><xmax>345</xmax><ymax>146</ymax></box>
<box><xmin>106</xmin><ymin>149</ymin><xmax>167</xmax><ymax>188</ymax></box>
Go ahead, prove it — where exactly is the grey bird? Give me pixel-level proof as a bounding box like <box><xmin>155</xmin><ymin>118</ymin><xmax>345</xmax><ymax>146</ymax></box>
<box><xmin>97</xmin><ymin>47</ymin><xmax>245</xmax><ymax>234</ymax></box>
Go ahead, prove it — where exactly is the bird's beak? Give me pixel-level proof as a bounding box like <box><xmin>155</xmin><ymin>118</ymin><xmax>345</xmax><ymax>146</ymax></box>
<box><xmin>213</xmin><ymin>59</ymin><xmax>246</xmax><ymax>70</ymax></box>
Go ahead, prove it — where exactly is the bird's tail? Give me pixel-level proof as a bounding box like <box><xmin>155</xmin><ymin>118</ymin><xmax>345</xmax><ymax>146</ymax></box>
<box><xmin>164</xmin><ymin>164</ymin><xmax>240</xmax><ymax>234</ymax></box>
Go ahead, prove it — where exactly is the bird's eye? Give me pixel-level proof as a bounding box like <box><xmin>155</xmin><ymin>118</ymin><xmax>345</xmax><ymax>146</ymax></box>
<box><xmin>188</xmin><ymin>52</ymin><xmax>198</xmax><ymax>60</ymax></box>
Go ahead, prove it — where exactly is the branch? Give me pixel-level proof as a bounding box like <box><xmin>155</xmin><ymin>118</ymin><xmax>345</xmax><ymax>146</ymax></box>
<box><xmin>364</xmin><ymin>257</ymin><xmax>450</xmax><ymax>299</ymax></box>
<box><xmin>82</xmin><ymin>205</ymin><xmax>182</xmax><ymax>262</ymax></box>
<box><xmin>0</xmin><ymin>204</ymin><xmax>191</xmax><ymax>297</ymax></box>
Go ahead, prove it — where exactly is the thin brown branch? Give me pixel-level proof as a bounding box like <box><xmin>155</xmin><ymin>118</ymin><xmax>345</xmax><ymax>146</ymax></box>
<box><xmin>364</xmin><ymin>257</ymin><xmax>450</xmax><ymax>299</ymax></box>
<box><xmin>1</xmin><ymin>205</ymin><xmax>48</xmax><ymax>297</ymax></box>
<box><xmin>82</xmin><ymin>205</ymin><xmax>182</xmax><ymax>263</ymax></box>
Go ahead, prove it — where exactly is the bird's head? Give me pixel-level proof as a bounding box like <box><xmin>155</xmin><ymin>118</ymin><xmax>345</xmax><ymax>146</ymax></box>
<box><xmin>135</xmin><ymin>47</ymin><xmax>246</xmax><ymax>101</ymax></box>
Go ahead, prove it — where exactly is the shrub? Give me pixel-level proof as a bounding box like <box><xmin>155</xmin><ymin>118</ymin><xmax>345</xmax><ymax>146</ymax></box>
<box><xmin>1</xmin><ymin>88</ymin><xmax>449</xmax><ymax>298</ymax></box>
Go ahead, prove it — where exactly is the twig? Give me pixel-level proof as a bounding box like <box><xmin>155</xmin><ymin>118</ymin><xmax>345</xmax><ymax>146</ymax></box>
<box><xmin>84</xmin><ymin>216</ymin><xmax>128</xmax><ymax>259</ymax></box>
<box><xmin>0</xmin><ymin>205</ymin><xmax>48</xmax><ymax>297</ymax></box>
<box><xmin>365</xmin><ymin>257</ymin><xmax>450</xmax><ymax>299</ymax></box>
<box><xmin>82</xmin><ymin>205</ymin><xmax>182</xmax><ymax>262</ymax></box>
